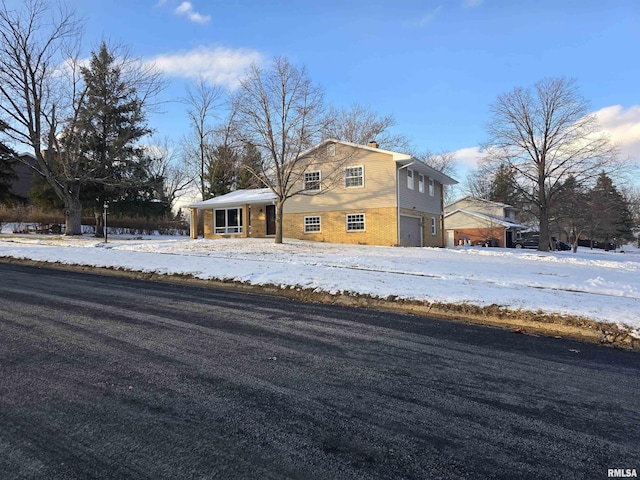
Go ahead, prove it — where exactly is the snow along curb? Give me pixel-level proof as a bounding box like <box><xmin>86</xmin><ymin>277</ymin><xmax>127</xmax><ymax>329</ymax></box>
<box><xmin>3</xmin><ymin>256</ymin><xmax>638</xmax><ymax>351</ymax></box>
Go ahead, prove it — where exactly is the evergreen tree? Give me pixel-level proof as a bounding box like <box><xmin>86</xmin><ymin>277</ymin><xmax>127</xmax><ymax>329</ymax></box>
<box><xmin>205</xmin><ymin>144</ymin><xmax>237</xmax><ymax>197</ymax></box>
<box><xmin>488</xmin><ymin>163</ymin><xmax>518</xmax><ymax>204</ymax></box>
<box><xmin>589</xmin><ymin>172</ymin><xmax>634</xmax><ymax>245</ymax></box>
<box><xmin>62</xmin><ymin>42</ymin><xmax>157</xmax><ymax>234</ymax></box>
<box><xmin>554</xmin><ymin>175</ymin><xmax>589</xmax><ymax>251</ymax></box>
<box><xmin>0</xmin><ymin>139</ymin><xmax>18</xmax><ymax>205</ymax></box>
<box><xmin>237</xmin><ymin>142</ymin><xmax>265</xmax><ymax>190</ymax></box>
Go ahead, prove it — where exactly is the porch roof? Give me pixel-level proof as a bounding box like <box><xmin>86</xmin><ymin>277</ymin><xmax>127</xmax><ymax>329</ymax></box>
<box><xmin>188</xmin><ymin>188</ymin><xmax>277</xmax><ymax>210</ymax></box>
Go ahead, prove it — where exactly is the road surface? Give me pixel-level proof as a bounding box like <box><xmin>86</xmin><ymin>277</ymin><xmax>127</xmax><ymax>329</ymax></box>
<box><xmin>0</xmin><ymin>261</ymin><xmax>638</xmax><ymax>479</ymax></box>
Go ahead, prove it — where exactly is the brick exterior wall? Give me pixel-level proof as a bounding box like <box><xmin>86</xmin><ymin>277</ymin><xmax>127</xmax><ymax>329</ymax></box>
<box><xmin>199</xmin><ymin>205</ymin><xmax>447</xmax><ymax>247</ymax></box>
<box><xmin>282</xmin><ymin>207</ymin><xmax>398</xmax><ymax>246</ymax></box>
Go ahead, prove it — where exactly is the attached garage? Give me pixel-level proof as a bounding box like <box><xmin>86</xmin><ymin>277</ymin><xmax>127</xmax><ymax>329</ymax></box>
<box><xmin>399</xmin><ymin>215</ymin><xmax>422</xmax><ymax>247</ymax></box>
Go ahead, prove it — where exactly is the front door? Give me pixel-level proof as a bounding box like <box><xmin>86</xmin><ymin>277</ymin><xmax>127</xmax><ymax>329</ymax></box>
<box><xmin>266</xmin><ymin>205</ymin><xmax>276</xmax><ymax>235</ymax></box>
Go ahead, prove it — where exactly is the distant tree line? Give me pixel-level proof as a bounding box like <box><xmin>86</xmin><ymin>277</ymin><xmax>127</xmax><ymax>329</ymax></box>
<box><xmin>467</xmin><ymin>77</ymin><xmax>637</xmax><ymax>250</ymax></box>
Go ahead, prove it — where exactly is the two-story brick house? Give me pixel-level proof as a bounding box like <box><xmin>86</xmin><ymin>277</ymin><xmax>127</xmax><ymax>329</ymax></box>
<box><xmin>188</xmin><ymin>139</ymin><xmax>457</xmax><ymax>247</ymax></box>
<box><xmin>443</xmin><ymin>196</ymin><xmax>523</xmax><ymax>247</ymax></box>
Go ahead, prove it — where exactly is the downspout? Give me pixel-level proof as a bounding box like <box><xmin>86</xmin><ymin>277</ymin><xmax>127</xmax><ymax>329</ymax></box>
<box><xmin>396</xmin><ymin>161</ymin><xmax>415</xmax><ymax>246</ymax></box>
<box><xmin>440</xmin><ymin>191</ymin><xmax>445</xmax><ymax>247</ymax></box>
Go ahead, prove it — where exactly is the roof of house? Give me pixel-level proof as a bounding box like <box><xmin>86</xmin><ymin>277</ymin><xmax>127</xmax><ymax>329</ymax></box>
<box><xmin>189</xmin><ymin>188</ymin><xmax>277</xmax><ymax>209</ymax></box>
<box><xmin>308</xmin><ymin>138</ymin><xmax>458</xmax><ymax>186</ymax></box>
<box><xmin>445</xmin><ymin>195</ymin><xmax>516</xmax><ymax>210</ymax></box>
<box><xmin>444</xmin><ymin>209</ymin><xmax>523</xmax><ymax>229</ymax></box>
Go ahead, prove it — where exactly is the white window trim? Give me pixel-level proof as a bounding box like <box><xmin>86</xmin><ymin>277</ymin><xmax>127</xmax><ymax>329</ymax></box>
<box><xmin>304</xmin><ymin>170</ymin><xmax>322</xmax><ymax>191</ymax></box>
<box><xmin>344</xmin><ymin>165</ymin><xmax>365</xmax><ymax>188</ymax></box>
<box><xmin>428</xmin><ymin>178</ymin><xmax>435</xmax><ymax>196</ymax></box>
<box><xmin>304</xmin><ymin>216</ymin><xmax>321</xmax><ymax>233</ymax></box>
<box><xmin>407</xmin><ymin>169</ymin><xmax>414</xmax><ymax>190</ymax></box>
<box><xmin>346</xmin><ymin>213</ymin><xmax>366</xmax><ymax>232</ymax></box>
<box><xmin>418</xmin><ymin>174</ymin><xmax>425</xmax><ymax>193</ymax></box>
<box><xmin>431</xmin><ymin>217</ymin><xmax>437</xmax><ymax>236</ymax></box>
<box><xmin>214</xmin><ymin>207</ymin><xmax>243</xmax><ymax>235</ymax></box>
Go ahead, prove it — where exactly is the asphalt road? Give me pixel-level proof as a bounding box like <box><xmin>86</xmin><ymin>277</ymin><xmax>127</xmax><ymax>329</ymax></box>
<box><xmin>0</xmin><ymin>261</ymin><xmax>638</xmax><ymax>480</ymax></box>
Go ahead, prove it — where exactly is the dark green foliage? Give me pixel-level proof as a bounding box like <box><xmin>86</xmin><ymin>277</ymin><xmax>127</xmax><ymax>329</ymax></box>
<box><xmin>0</xmin><ymin>121</ymin><xmax>18</xmax><ymax>204</ymax></box>
<box><xmin>60</xmin><ymin>42</ymin><xmax>167</xmax><ymax>226</ymax></box>
<box><xmin>236</xmin><ymin>142</ymin><xmax>265</xmax><ymax>190</ymax></box>
<box><xmin>206</xmin><ymin>144</ymin><xmax>237</xmax><ymax>198</ymax></box>
<box><xmin>589</xmin><ymin>172</ymin><xmax>634</xmax><ymax>243</ymax></box>
<box><xmin>29</xmin><ymin>174</ymin><xmax>65</xmax><ymax>211</ymax></box>
<box><xmin>488</xmin><ymin>163</ymin><xmax>518</xmax><ymax>205</ymax></box>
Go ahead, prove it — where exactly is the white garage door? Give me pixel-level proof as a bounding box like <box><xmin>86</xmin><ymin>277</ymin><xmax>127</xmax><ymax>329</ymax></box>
<box><xmin>400</xmin><ymin>215</ymin><xmax>422</xmax><ymax>247</ymax></box>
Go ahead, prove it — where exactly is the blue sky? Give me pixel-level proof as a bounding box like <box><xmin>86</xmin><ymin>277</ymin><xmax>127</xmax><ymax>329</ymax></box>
<box><xmin>13</xmin><ymin>0</ymin><xmax>640</xmax><ymax>180</ymax></box>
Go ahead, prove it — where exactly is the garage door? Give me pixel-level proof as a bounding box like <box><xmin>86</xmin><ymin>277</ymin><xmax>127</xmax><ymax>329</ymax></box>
<box><xmin>400</xmin><ymin>215</ymin><xmax>422</xmax><ymax>247</ymax></box>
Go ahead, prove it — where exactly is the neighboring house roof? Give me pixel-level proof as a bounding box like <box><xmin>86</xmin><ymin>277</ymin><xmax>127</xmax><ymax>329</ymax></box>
<box><xmin>444</xmin><ymin>209</ymin><xmax>523</xmax><ymax>229</ymax></box>
<box><xmin>189</xmin><ymin>188</ymin><xmax>277</xmax><ymax>209</ymax></box>
<box><xmin>445</xmin><ymin>195</ymin><xmax>516</xmax><ymax>211</ymax></box>
<box><xmin>307</xmin><ymin>138</ymin><xmax>458</xmax><ymax>186</ymax></box>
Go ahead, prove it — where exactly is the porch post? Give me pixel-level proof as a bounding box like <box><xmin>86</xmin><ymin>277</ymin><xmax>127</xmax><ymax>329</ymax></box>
<box><xmin>190</xmin><ymin>208</ymin><xmax>198</xmax><ymax>239</ymax></box>
<box><xmin>242</xmin><ymin>204</ymin><xmax>250</xmax><ymax>238</ymax></box>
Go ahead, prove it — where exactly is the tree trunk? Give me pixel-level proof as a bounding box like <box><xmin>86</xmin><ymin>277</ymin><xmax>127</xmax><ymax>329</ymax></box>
<box><xmin>275</xmin><ymin>200</ymin><xmax>284</xmax><ymax>244</ymax></box>
<box><xmin>94</xmin><ymin>211</ymin><xmax>104</xmax><ymax>238</ymax></box>
<box><xmin>64</xmin><ymin>196</ymin><xmax>83</xmax><ymax>235</ymax></box>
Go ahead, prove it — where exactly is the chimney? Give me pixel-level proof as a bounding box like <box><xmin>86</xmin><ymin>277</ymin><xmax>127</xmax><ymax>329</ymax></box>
<box><xmin>367</xmin><ymin>140</ymin><xmax>378</xmax><ymax>148</ymax></box>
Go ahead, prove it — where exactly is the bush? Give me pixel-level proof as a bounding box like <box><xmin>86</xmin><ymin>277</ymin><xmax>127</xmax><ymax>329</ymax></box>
<box><xmin>0</xmin><ymin>206</ymin><xmax>189</xmax><ymax>236</ymax></box>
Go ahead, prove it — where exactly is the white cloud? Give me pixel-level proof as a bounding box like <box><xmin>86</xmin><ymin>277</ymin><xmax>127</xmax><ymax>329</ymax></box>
<box><xmin>593</xmin><ymin>105</ymin><xmax>640</xmax><ymax>161</ymax></box>
<box><xmin>149</xmin><ymin>46</ymin><xmax>264</xmax><ymax>89</ymax></box>
<box><xmin>174</xmin><ymin>1</ymin><xmax>210</xmax><ymax>24</ymax></box>
<box><xmin>453</xmin><ymin>146</ymin><xmax>484</xmax><ymax>168</ymax></box>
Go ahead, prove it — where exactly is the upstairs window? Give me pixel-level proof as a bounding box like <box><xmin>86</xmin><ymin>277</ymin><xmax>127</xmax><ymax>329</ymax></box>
<box><xmin>304</xmin><ymin>170</ymin><xmax>321</xmax><ymax>191</ymax></box>
<box><xmin>418</xmin><ymin>174</ymin><xmax>425</xmax><ymax>193</ymax></box>
<box><xmin>407</xmin><ymin>169</ymin><xmax>414</xmax><ymax>190</ymax></box>
<box><xmin>429</xmin><ymin>178</ymin><xmax>435</xmax><ymax>196</ymax></box>
<box><xmin>344</xmin><ymin>166</ymin><xmax>364</xmax><ymax>188</ymax></box>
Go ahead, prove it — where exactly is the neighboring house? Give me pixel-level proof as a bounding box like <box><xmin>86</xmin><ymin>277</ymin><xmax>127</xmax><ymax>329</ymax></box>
<box><xmin>188</xmin><ymin>139</ymin><xmax>457</xmax><ymax>247</ymax></box>
<box><xmin>444</xmin><ymin>196</ymin><xmax>523</xmax><ymax>247</ymax></box>
<box><xmin>9</xmin><ymin>153</ymin><xmax>38</xmax><ymax>202</ymax></box>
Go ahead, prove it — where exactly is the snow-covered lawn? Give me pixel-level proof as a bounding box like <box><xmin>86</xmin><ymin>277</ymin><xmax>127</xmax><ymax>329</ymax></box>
<box><xmin>1</xmin><ymin>232</ymin><xmax>639</xmax><ymax>337</ymax></box>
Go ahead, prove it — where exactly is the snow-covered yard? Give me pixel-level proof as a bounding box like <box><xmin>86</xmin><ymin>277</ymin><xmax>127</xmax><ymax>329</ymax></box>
<box><xmin>1</xmin><ymin>231</ymin><xmax>639</xmax><ymax>339</ymax></box>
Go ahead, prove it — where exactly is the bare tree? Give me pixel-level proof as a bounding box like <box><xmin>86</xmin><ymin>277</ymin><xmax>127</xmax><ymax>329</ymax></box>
<box><xmin>145</xmin><ymin>139</ymin><xmax>192</xmax><ymax>209</ymax></box>
<box><xmin>482</xmin><ymin>77</ymin><xmax>618</xmax><ymax>251</ymax></box>
<box><xmin>181</xmin><ymin>76</ymin><xmax>223</xmax><ymax>201</ymax></box>
<box><xmin>233</xmin><ymin>57</ymin><xmax>325</xmax><ymax>244</ymax></box>
<box><xmin>322</xmin><ymin>103</ymin><xmax>411</xmax><ymax>151</ymax></box>
<box><xmin>0</xmin><ymin>0</ymin><xmax>84</xmax><ymax>233</ymax></box>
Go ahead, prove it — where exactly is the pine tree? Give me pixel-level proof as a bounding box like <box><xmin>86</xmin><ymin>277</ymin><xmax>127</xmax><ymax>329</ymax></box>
<box><xmin>237</xmin><ymin>142</ymin><xmax>265</xmax><ymax>190</ymax></box>
<box><xmin>205</xmin><ymin>144</ymin><xmax>237</xmax><ymax>197</ymax></box>
<box><xmin>0</xmin><ymin>140</ymin><xmax>18</xmax><ymax>205</ymax></box>
<box><xmin>554</xmin><ymin>175</ymin><xmax>589</xmax><ymax>251</ymax></box>
<box><xmin>589</xmin><ymin>172</ymin><xmax>634</xmax><ymax>245</ymax></box>
<box><xmin>62</xmin><ymin>42</ymin><xmax>156</xmax><ymax>234</ymax></box>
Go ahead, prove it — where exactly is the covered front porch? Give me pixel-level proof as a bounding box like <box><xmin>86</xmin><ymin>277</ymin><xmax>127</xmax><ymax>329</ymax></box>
<box><xmin>188</xmin><ymin>189</ymin><xmax>277</xmax><ymax>240</ymax></box>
